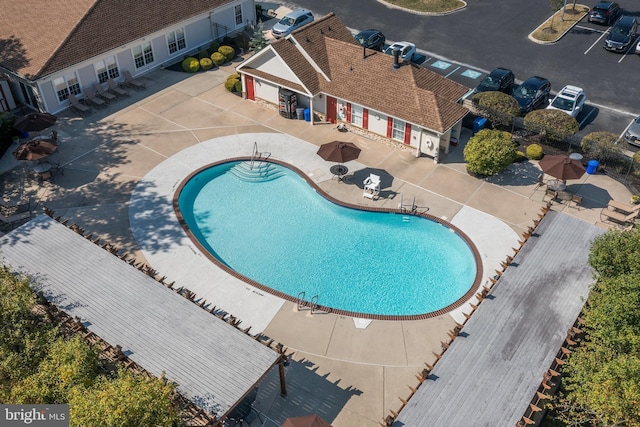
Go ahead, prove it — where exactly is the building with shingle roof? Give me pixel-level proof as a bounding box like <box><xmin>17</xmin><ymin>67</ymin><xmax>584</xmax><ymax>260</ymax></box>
<box><xmin>0</xmin><ymin>0</ymin><xmax>255</xmax><ymax>114</ymax></box>
<box><xmin>237</xmin><ymin>13</ymin><xmax>471</xmax><ymax>161</ymax></box>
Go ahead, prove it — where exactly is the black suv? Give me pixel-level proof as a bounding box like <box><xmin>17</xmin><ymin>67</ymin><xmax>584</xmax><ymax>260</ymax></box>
<box><xmin>474</xmin><ymin>68</ymin><xmax>515</xmax><ymax>94</ymax></box>
<box><xmin>588</xmin><ymin>1</ymin><xmax>621</xmax><ymax>25</ymax></box>
<box><xmin>512</xmin><ymin>76</ymin><xmax>551</xmax><ymax>115</ymax></box>
<box><xmin>354</xmin><ymin>29</ymin><xmax>386</xmax><ymax>51</ymax></box>
<box><xmin>604</xmin><ymin>16</ymin><xmax>638</xmax><ymax>52</ymax></box>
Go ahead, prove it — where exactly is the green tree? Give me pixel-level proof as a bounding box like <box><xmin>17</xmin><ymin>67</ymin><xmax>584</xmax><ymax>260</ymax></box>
<box><xmin>68</xmin><ymin>368</ymin><xmax>180</xmax><ymax>427</ymax></box>
<box><xmin>250</xmin><ymin>21</ymin><xmax>269</xmax><ymax>52</ymax></box>
<box><xmin>581</xmin><ymin>131</ymin><xmax>625</xmax><ymax>166</ymax></box>
<box><xmin>523</xmin><ymin>109</ymin><xmax>579</xmax><ymax>142</ymax></box>
<box><xmin>471</xmin><ymin>91</ymin><xmax>520</xmax><ymax>129</ymax></box>
<box><xmin>588</xmin><ymin>228</ymin><xmax>640</xmax><ymax>278</ymax></box>
<box><xmin>463</xmin><ymin>129</ymin><xmax>517</xmax><ymax>176</ymax></box>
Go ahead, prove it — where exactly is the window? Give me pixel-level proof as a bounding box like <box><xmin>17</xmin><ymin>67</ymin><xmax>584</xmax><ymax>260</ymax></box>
<box><xmin>94</xmin><ymin>56</ymin><xmax>120</xmax><ymax>84</ymax></box>
<box><xmin>53</xmin><ymin>73</ymin><xmax>81</xmax><ymax>102</ymax></box>
<box><xmin>234</xmin><ymin>5</ymin><xmax>243</xmax><ymax>26</ymax></box>
<box><xmin>133</xmin><ymin>42</ymin><xmax>154</xmax><ymax>69</ymax></box>
<box><xmin>392</xmin><ymin>119</ymin><xmax>405</xmax><ymax>141</ymax></box>
<box><xmin>351</xmin><ymin>105</ymin><xmax>363</xmax><ymax>127</ymax></box>
<box><xmin>167</xmin><ymin>28</ymin><xmax>186</xmax><ymax>54</ymax></box>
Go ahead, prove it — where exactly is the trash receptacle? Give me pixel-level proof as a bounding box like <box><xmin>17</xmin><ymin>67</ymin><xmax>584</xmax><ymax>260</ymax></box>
<box><xmin>473</xmin><ymin>117</ymin><xmax>487</xmax><ymax>135</ymax></box>
<box><xmin>296</xmin><ymin>107</ymin><xmax>305</xmax><ymax>120</ymax></box>
<box><xmin>586</xmin><ymin>159</ymin><xmax>599</xmax><ymax>175</ymax></box>
<box><xmin>303</xmin><ymin>108</ymin><xmax>311</xmax><ymax>122</ymax></box>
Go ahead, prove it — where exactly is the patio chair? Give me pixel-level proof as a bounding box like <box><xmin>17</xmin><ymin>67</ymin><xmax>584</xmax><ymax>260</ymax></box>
<box><xmin>68</xmin><ymin>93</ymin><xmax>91</xmax><ymax>116</ymax></box>
<box><xmin>107</xmin><ymin>78</ymin><xmax>129</xmax><ymax>97</ymax></box>
<box><xmin>93</xmin><ymin>82</ymin><xmax>116</xmax><ymax>102</ymax></box>
<box><xmin>363</xmin><ymin>174</ymin><xmax>381</xmax><ymax>200</ymax></box>
<box><xmin>543</xmin><ymin>189</ymin><xmax>558</xmax><ymax>202</ymax></box>
<box><xmin>600</xmin><ymin>208</ymin><xmax>639</xmax><ymax>226</ymax></box>
<box><xmin>569</xmin><ymin>195</ymin><xmax>583</xmax><ymax>210</ymax></box>
<box><xmin>534</xmin><ymin>173</ymin><xmax>546</xmax><ymax>190</ymax></box>
<box><xmin>123</xmin><ymin>70</ymin><xmax>146</xmax><ymax>90</ymax></box>
<box><xmin>83</xmin><ymin>87</ymin><xmax>107</xmax><ymax>108</ymax></box>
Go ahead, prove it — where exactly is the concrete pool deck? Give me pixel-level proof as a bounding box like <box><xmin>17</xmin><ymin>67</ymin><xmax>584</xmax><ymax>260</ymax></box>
<box><xmin>0</xmin><ymin>65</ymin><xmax>633</xmax><ymax>426</ymax></box>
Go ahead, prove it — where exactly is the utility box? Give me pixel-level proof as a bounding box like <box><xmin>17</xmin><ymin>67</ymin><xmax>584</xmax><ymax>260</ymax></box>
<box><xmin>473</xmin><ymin>117</ymin><xmax>487</xmax><ymax>135</ymax></box>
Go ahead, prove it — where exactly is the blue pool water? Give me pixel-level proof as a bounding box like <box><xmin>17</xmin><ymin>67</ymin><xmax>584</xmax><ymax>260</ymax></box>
<box><xmin>177</xmin><ymin>161</ymin><xmax>477</xmax><ymax>317</ymax></box>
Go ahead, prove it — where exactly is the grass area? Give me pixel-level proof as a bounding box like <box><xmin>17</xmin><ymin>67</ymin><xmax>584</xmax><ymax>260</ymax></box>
<box><xmin>383</xmin><ymin>0</ymin><xmax>465</xmax><ymax>13</ymax></box>
<box><xmin>531</xmin><ymin>5</ymin><xmax>590</xmax><ymax>42</ymax></box>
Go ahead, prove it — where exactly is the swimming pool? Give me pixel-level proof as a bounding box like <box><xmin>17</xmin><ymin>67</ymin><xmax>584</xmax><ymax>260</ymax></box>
<box><xmin>175</xmin><ymin>159</ymin><xmax>481</xmax><ymax>319</ymax></box>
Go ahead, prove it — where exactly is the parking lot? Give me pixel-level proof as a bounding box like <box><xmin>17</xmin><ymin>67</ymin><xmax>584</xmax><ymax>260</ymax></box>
<box><xmin>277</xmin><ymin>0</ymin><xmax>640</xmax><ymax>151</ymax></box>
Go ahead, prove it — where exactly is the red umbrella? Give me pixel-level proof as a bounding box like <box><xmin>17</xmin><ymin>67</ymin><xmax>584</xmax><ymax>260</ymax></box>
<box><xmin>13</xmin><ymin>138</ymin><xmax>58</xmax><ymax>161</ymax></box>
<box><xmin>317</xmin><ymin>141</ymin><xmax>361</xmax><ymax>163</ymax></box>
<box><xmin>282</xmin><ymin>415</ymin><xmax>332</xmax><ymax>427</ymax></box>
<box><xmin>13</xmin><ymin>112</ymin><xmax>57</xmax><ymax>133</ymax></box>
<box><xmin>539</xmin><ymin>154</ymin><xmax>586</xmax><ymax>181</ymax></box>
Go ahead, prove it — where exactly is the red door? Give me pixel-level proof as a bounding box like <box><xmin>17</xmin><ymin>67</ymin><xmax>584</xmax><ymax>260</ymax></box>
<box><xmin>326</xmin><ymin>96</ymin><xmax>337</xmax><ymax>123</ymax></box>
<box><xmin>245</xmin><ymin>75</ymin><xmax>255</xmax><ymax>101</ymax></box>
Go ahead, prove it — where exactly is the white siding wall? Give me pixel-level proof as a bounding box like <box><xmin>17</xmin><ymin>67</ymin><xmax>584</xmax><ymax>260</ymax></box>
<box><xmin>312</xmin><ymin>94</ymin><xmax>325</xmax><ymax>114</ymax></box>
<box><xmin>368</xmin><ymin>110</ymin><xmax>387</xmax><ymax>136</ymax></box>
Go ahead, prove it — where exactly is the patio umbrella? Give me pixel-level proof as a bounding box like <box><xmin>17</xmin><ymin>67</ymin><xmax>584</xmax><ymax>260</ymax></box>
<box><xmin>281</xmin><ymin>414</ymin><xmax>332</xmax><ymax>427</ymax></box>
<box><xmin>13</xmin><ymin>112</ymin><xmax>57</xmax><ymax>133</ymax></box>
<box><xmin>539</xmin><ymin>154</ymin><xmax>586</xmax><ymax>182</ymax></box>
<box><xmin>13</xmin><ymin>138</ymin><xmax>58</xmax><ymax>161</ymax></box>
<box><xmin>316</xmin><ymin>141</ymin><xmax>361</xmax><ymax>163</ymax></box>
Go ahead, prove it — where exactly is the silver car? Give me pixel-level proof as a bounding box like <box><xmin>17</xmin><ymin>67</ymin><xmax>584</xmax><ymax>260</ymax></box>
<box><xmin>624</xmin><ymin>115</ymin><xmax>640</xmax><ymax>147</ymax></box>
<box><xmin>271</xmin><ymin>10</ymin><xmax>314</xmax><ymax>38</ymax></box>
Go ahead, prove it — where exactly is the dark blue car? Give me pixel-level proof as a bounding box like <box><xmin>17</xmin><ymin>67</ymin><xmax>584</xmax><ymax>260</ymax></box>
<box><xmin>512</xmin><ymin>76</ymin><xmax>551</xmax><ymax>115</ymax></box>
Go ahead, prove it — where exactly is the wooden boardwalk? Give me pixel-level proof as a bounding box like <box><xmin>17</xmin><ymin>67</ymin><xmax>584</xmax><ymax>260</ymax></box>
<box><xmin>0</xmin><ymin>215</ymin><xmax>280</xmax><ymax>419</ymax></box>
<box><xmin>395</xmin><ymin>211</ymin><xmax>604</xmax><ymax>426</ymax></box>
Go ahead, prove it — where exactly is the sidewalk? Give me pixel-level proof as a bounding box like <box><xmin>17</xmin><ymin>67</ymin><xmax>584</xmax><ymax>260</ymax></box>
<box><xmin>0</xmin><ymin>65</ymin><xmax>631</xmax><ymax>426</ymax></box>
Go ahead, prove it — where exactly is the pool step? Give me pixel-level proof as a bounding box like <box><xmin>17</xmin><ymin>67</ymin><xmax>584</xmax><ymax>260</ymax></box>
<box><xmin>228</xmin><ymin>161</ymin><xmax>284</xmax><ymax>182</ymax></box>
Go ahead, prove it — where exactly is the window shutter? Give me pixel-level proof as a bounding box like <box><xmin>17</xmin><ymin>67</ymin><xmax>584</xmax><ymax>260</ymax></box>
<box><xmin>363</xmin><ymin>109</ymin><xmax>368</xmax><ymax>129</ymax></box>
<box><xmin>346</xmin><ymin>103</ymin><xmax>352</xmax><ymax>123</ymax></box>
<box><xmin>387</xmin><ymin>117</ymin><xmax>393</xmax><ymax>138</ymax></box>
<box><xmin>404</xmin><ymin>123</ymin><xmax>411</xmax><ymax>145</ymax></box>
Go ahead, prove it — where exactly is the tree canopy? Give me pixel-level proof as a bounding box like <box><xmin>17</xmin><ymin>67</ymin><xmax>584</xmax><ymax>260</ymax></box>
<box><xmin>523</xmin><ymin>109</ymin><xmax>579</xmax><ymax>142</ymax></box>
<box><xmin>463</xmin><ymin>128</ymin><xmax>517</xmax><ymax>176</ymax></box>
<box><xmin>471</xmin><ymin>91</ymin><xmax>520</xmax><ymax>128</ymax></box>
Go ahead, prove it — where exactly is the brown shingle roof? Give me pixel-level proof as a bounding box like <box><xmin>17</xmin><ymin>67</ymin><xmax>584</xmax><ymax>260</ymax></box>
<box><xmin>0</xmin><ymin>0</ymin><xmax>234</xmax><ymax>79</ymax></box>
<box><xmin>247</xmin><ymin>13</ymin><xmax>469</xmax><ymax>133</ymax></box>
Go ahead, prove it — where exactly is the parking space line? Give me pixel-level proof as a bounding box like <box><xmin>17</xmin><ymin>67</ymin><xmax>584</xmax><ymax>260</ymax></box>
<box><xmin>445</xmin><ymin>66</ymin><xmax>460</xmax><ymax>78</ymax></box>
<box><xmin>584</xmin><ymin>29</ymin><xmax>609</xmax><ymax>54</ymax></box>
<box><xmin>574</xmin><ymin>25</ymin><xmax>606</xmax><ymax>34</ymax></box>
<box><xmin>618</xmin><ymin>36</ymin><xmax>639</xmax><ymax>63</ymax></box>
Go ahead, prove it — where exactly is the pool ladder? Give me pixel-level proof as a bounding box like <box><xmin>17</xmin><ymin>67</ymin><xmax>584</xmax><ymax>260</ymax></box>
<box><xmin>297</xmin><ymin>292</ymin><xmax>320</xmax><ymax>314</ymax></box>
<box><xmin>250</xmin><ymin>141</ymin><xmax>271</xmax><ymax>170</ymax></box>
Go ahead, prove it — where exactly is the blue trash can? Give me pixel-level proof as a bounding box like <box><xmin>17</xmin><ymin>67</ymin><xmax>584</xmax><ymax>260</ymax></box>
<box><xmin>473</xmin><ymin>117</ymin><xmax>487</xmax><ymax>135</ymax></box>
<box><xmin>586</xmin><ymin>159</ymin><xmax>599</xmax><ymax>175</ymax></box>
<box><xmin>303</xmin><ymin>108</ymin><xmax>311</xmax><ymax>122</ymax></box>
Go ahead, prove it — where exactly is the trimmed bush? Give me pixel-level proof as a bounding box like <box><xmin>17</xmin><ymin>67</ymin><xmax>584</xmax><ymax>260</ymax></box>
<box><xmin>224</xmin><ymin>78</ymin><xmax>239</xmax><ymax>92</ymax></box>
<box><xmin>581</xmin><ymin>131</ymin><xmax>625</xmax><ymax>166</ymax></box>
<box><xmin>181</xmin><ymin>57</ymin><xmax>200</xmax><ymax>73</ymax></box>
<box><xmin>218</xmin><ymin>45</ymin><xmax>235</xmax><ymax>62</ymax></box>
<box><xmin>200</xmin><ymin>57</ymin><xmax>213</xmax><ymax>70</ymax></box>
<box><xmin>209</xmin><ymin>41</ymin><xmax>221</xmax><ymax>52</ymax></box>
<box><xmin>526</xmin><ymin>143</ymin><xmax>544</xmax><ymax>160</ymax></box>
<box><xmin>471</xmin><ymin>91</ymin><xmax>520</xmax><ymax>128</ymax></box>
<box><xmin>234</xmin><ymin>80</ymin><xmax>243</xmax><ymax>93</ymax></box>
<box><xmin>463</xmin><ymin>129</ymin><xmax>517</xmax><ymax>176</ymax></box>
<box><xmin>210</xmin><ymin>52</ymin><xmax>225</xmax><ymax>66</ymax></box>
<box><xmin>523</xmin><ymin>109</ymin><xmax>579</xmax><ymax>142</ymax></box>
<box><xmin>514</xmin><ymin>151</ymin><xmax>527</xmax><ymax>162</ymax></box>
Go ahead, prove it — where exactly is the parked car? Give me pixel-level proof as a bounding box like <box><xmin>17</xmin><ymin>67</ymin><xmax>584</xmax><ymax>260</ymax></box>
<box><xmin>354</xmin><ymin>29</ymin><xmax>386</xmax><ymax>51</ymax></box>
<box><xmin>383</xmin><ymin>41</ymin><xmax>416</xmax><ymax>62</ymax></box>
<box><xmin>271</xmin><ymin>10</ymin><xmax>314</xmax><ymax>38</ymax></box>
<box><xmin>635</xmin><ymin>38</ymin><xmax>640</xmax><ymax>55</ymax></box>
<box><xmin>588</xmin><ymin>1</ymin><xmax>621</xmax><ymax>25</ymax></box>
<box><xmin>512</xmin><ymin>76</ymin><xmax>551</xmax><ymax>115</ymax></box>
<box><xmin>546</xmin><ymin>85</ymin><xmax>586</xmax><ymax>118</ymax></box>
<box><xmin>624</xmin><ymin>115</ymin><xmax>640</xmax><ymax>147</ymax></box>
<box><xmin>603</xmin><ymin>15</ymin><xmax>638</xmax><ymax>52</ymax></box>
<box><xmin>474</xmin><ymin>68</ymin><xmax>515</xmax><ymax>94</ymax></box>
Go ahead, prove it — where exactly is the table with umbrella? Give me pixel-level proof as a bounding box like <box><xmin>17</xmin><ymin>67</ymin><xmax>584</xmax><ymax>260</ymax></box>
<box><xmin>13</xmin><ymin>138</ymin><xmax>59</xmax><ymax>181</ymax></box>
<box><xmin>317</xmin><ymin>141</ymin><xmax>361</xmax><ymax>182</ymax></box>
<box><xmin>13</xmin><ymin>112</ymin><xmax>57</xmax><ymax>137</ymax></box>
<box><xmin>281</xmin><ymin>414</ymin><xmax>332</xmax><ymax>427</ymax></box>
<box><xmin>539</xmin><ymin>154</ymin><xmax>586</xmax><ymax>191</ymax></box>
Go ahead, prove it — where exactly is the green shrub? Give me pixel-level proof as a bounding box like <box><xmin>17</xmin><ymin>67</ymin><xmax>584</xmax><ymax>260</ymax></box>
<box><xmin>581</xmin><ymin>131</ymin><xmax>624</xmax><ymax>166</ymax></box>
<box><xmin>463</xmin><ymin>129</ymin><xmax>517</xmax><ymax>176</ymax></box>
<box><xmin>210</xmin><ymin>52</ymin><xmax>225</xmax><ymax>66</ymax></box>
<box><xmin>209</xmin><ymin>41</ymin><xmax>221</xmax><ymax>52</ymax></box>
<box><xmin>234</xmin><ymin>80</ymin><xmax>243</xmax><ymax>93</ymax></box>
<box><xmin>200</xmin><ymin>57</ymin><xmax>213</xmax><ymax>70</ymax></box>
<box><xmin>226</xmin><ymin>73</ymin><xmax>241</xmax><ymax>82</ymax></box>
<box><xmin>471</xmin><ymin>91</ymin><xmax>520</xmax><ymax>128</ymax></box>
<box><xmin>514</xmin><ymin>151</ymin><xmax>527</xmax><ymax>162</ymax></box>
<box><xmin>181</xmin><ymin>57</ymin><xmax>200</xmax><ymax>73</ymax></box>
<box><xmin>523</xmin><ymin>109</ymin><xmax>579</xmax><ymax>142</ymax></box>
<box><xmin>218</xmin><ymin>45</ymin><xmax>235</xmax><ymax>62</ymax></box>
<box><xmin>224</xmin><ymin>78</ymin><xmax>239</xmax><ymax>92</ymax></box>
<box><xmin>526</xmin><ymin>143</ymin><xmax>544</xmax><ymax>160</ymax></box>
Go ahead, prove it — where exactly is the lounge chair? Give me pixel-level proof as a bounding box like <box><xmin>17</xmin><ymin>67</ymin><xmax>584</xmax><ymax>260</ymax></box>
<box><xmin>600</xmin><ymin>208</ymin><xmax>639</xmax><ymax>226</ymax></box>
<box><xmin>107</xmin><ymin>78</ymin><xmax>129</xmax><ymax>97</ymax></box>
<box><xmin>607</xmin><ymin>199</ymin><xmax>640</xmax><ymax>215</ymax></box>
<box><xmin>83</xmin><ymin>87</ymin><xmax>107</xmax><ymax>108</ymax></box>
<box><xmin>123</xmin><ymin>70</ymin><xmax>146</xmax><ymax>90</ymax></box>
<box><xmin>68</xmin><ymin>93</ymin><xmax>92</xmax><ymax>116</ymax></box>
<box><xmin>93</xmin><ymin>82</ymin><xmax>116</xmax><ymax>102</ymax></box>
<box><xmin>363</xmin><ymin>174</ymin><xmax>381</xmax><ymax>199</ymax></box>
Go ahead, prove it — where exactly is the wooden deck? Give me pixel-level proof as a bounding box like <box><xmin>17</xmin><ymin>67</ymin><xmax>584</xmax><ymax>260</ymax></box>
<box><xmin>395</xmin><ymin>211</ymin><xmax>604</xmax><ymax>426</ymax></box>
<box><xmin>0</xmin><ymin>215</ymin><xmax>280</xmax><ymax>419</ymax></box>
